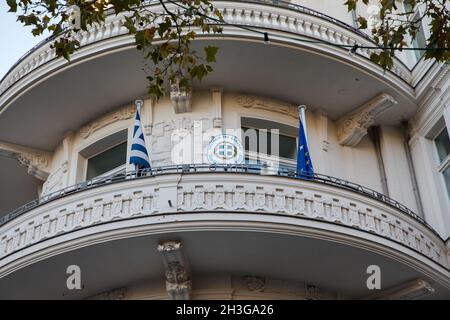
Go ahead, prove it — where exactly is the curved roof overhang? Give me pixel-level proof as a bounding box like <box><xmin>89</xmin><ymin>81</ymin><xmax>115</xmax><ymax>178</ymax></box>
<box><xmin>0</xmin><ymin>1</ymin><xmax>419</xmax><ymax>152</ymax></box>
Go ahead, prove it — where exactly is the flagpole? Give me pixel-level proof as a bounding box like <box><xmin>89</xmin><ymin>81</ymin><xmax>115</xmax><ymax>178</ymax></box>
<box><xmin>298</xmin><ymin>105</ymin><xmax>308</xmax><ymax>143</ymax></box>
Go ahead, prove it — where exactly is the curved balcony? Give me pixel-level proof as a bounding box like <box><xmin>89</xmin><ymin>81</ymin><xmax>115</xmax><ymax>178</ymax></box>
<box><xmin>0</xmin><ymin>164</ymin><xmax>449</xmax><ymax>299</ymax></box>
<box><xmin>0</xmin><ymin>0</ymin><xmax>414</xmax><ymax>108</ymax></box>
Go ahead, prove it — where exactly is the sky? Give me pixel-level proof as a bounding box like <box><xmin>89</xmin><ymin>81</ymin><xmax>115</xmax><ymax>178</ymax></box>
<box><xmin>0</xmin><ymin>2</ymin><xmax>48</xmax><ymax>80</ymax></box>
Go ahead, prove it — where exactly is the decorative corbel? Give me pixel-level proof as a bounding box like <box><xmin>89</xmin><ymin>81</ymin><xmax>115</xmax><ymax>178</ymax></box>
<box><xmin>157</xmin><ymin>240</ymin><xmax>191</xmax><ymax>300</ymax></box>
<box><xmin>0</xmin><ymin>142</ymin><xmax>51</xmax><ymax>181</ymax></box>
<box><xmin>364</xmin><ymin>279</ymin><xmax>435</xmax><ymax>300</ymax></box>
<box><xmin>337</xmin><ymin>93</ymin><xmax>397</xmax><ymax>147</ymax></box>
<box><xmin>170</xmin><ymin>78</ymin><xmax>192</xmax><ymax>114</ymax></box>
<box><xmin>16</xmin><ymin>152</ymin><xmax>50</xmax><ymax>181</ymax></box>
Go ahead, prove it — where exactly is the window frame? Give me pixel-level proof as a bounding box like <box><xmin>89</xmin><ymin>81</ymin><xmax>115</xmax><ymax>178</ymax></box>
<box><xmin>241</xmin><ymin>122</ymin><xmax>298</xmax><ymax>166</ymax></box>
<box><xmin>85</xmin><ymin>140</ymin><xmax>128</xmax><ymax>181</ymax></box>
<box><xmin>433</xmin><ymin>123</ymin><xmax>450</xmax><ymax>199</ymax></box>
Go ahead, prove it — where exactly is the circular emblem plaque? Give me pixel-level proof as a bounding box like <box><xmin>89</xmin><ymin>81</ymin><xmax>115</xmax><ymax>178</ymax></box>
<box><xmin>207</xmin><ymin>134</ymin><xmax>244</xmax><ymax>165</ymax></box>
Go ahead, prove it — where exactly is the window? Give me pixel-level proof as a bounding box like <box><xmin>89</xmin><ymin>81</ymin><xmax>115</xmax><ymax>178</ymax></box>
<box><xmin>86</xmin><ymin>141</ymin><xmax>127</xmax><ymax>180</ymax></box>
<box><xmin>241</xmin><ymin>118</ymin><xmax>298</xmax><ymax>164</ymax></box>
<box><xmin>434</xmin><ymin>125</ymin><xmax>450</xmax><ymax>199</ymax></box>
<box><xmin>242</xmin><ymin>127</ymin><xmax>297</xmax><ymax>160</ymax></box>
<box><xmin>411</xmin><ymin>17</ymin><xmax>427</xmax><ymax>61</ymax></box>
<box><xmin>403</xmin><ymin>2</ymin><xmax>427</xmax><ymax>61</ymax></box>
<box><xmin>435</xmin><ymin>127</ymin><xmax>450</xmax><ymax>163</ymax></box>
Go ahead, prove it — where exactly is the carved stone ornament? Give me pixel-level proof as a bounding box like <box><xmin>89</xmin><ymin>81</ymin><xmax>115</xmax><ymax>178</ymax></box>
<box><xmin>235</xmin><ymin>94</ymin><xmax>299</xmax><ymax>118</ymax></box>
<box><xmin>367</xmin><ymin>279</ymin><xmax>435</xmax><ymax>300</ymax></box>
<box><xmin>157</xmin><ymin>240</ymin><xmax>183</xmax><ymax>253</ymax></box>
<box><xmin>244</xmin><ymin>276</ymin><xmax>266</xmax><ymax>292</ymax></box>
<box><xmin>79</xmin><ymin>104</ymin><xmax>135</xmax><ymax>138</ymax></box>
<box><xmin>337</xmin><ymin>93</ymin><xmax>397</xmax><ymax>147</ymax></box>
<box><xmin>170</xmin><ymin>78</ymin><xmax>192</xmax><ymax>114</ymax></box>
<box><xmin>165</xmin><ymin>261</ymin><xmax>192</xmax><ymax>298</ymax></box>
<box><xmin>16</xmin><ymin>152</ymin><xmax>50</xmax><ymax>181</ymax></box>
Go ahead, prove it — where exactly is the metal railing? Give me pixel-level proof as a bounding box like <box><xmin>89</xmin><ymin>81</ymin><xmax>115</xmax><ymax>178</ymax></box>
<box><xmin>0</xmin><ymin>163</ymin><xmax>439</xmax><ymax>238</ymax></box>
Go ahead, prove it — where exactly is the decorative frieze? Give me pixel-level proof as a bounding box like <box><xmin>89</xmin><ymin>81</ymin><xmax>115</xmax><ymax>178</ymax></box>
<box><xmin>235</xmin><ymin>94</ymin><xmax>299</xmax><ymax>119</ymax></box>
<box><xmin>337</xmin><ymin>93</ymin><xmax>397</xmax><ymax>147</ymax></box>
<box><xmin>232</xmin><ymin>275</ymin><xmax>336</xmax><ymax>299</ymax></box>
<box><xmin>0</xmin><ymin>174</ymin><xmax>445</xmax><ymax>269</ymax></box>
<box><xmin>79</xmin><ymin>104</ymin><xmax>135</xmax><ymax>139</ymax></box>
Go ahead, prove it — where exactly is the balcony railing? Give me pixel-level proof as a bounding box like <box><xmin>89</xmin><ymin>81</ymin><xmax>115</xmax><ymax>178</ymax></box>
<box><xmin>0</xmin><ymin>163</ymin><xmax>439</xmax><ymax>238</ymax></box>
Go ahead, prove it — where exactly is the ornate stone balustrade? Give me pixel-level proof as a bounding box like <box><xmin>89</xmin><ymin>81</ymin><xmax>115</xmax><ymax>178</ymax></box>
<box><xmin>0</xmin><ymin>172</ymin><xmax>446</xmax><ymax>270</ymax></box>
<box><xmin>0</xmin><ymin>1</ymin><xmax>412</xmax><ymax>101</ymax></box>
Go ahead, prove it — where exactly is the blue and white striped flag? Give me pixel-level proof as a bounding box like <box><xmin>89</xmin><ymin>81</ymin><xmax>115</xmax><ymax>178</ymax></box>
<box><xmin>130</xmin><ymin>101</ymin><xmax>151</xmax><ymax>169</ymax></box>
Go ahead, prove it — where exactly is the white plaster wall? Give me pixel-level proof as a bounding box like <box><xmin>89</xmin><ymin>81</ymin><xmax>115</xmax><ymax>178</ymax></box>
<box><xmin>409</xmin><ymin>69</ymin><xmax>450</xmax><ymax>238</ymax></box>
<box><xmin>379</xmin><ymin>125</ymin><xmax>418</xmax><ymax>213</ymax></box>
<box><xmin>40</xmin><ymin>90</ymin><xmax>418</xmax><ymax>217</ymax></box>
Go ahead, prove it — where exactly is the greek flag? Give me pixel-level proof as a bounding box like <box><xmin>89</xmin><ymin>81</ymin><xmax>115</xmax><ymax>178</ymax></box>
<box><xmin>130</xmin><ymin>101</ymin><xmax>151</xmax><ymax>169</ymax></box>
<box><xmin>296</xmin><ymin>114</ymin><xmax>314</xmax><ymax>178</ymax></box>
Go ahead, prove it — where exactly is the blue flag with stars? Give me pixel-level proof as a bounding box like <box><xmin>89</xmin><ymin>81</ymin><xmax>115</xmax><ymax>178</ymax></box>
<box><xmin>296</xmin><ymin>116</ymin><xmax>314</xmax><ymax>178</ymax></box>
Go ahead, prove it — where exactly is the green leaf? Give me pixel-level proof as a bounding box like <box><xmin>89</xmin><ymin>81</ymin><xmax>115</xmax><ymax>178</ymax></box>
<box><xmin>344</xmin><ymin>0</ymin><xmax>357</xmax><ymax>12</ymax></box>
<box><xmin>204</xmin><ymin>46</ymin><xmax>219</xmax><ymax>63</ymax></box>
<box><xmin>357</xmin><ymin>17</ymin><xmax>368</xmax><ymax>29</ymax></box>
<box><xmin>7</xmin><ymin>0</ymin><xmax>17</xmax><ymax>12</ymax></box>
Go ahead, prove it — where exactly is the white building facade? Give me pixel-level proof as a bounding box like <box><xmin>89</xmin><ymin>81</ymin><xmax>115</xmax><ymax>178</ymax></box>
<box><xmin>0</xmin><ymin>0</ymin><xmax>449</xmax><ymax>299</ymax></box>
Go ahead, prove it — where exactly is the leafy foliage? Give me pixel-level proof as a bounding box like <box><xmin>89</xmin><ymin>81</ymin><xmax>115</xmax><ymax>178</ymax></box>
<box><xmin>345</xmin><ymin>0</ymin><xmax>449</xmax><ymax>69</ymax></box>
<box><xmin>6</xmin><ymin>0</ymin><xmax>223</xmax><ymax>99</ymax></box>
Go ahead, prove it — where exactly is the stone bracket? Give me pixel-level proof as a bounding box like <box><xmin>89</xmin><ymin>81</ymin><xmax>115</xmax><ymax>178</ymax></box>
<box><xmin>157</xmin><ymin>240</ymin><xmax>191</xmax><ymax>300</ymax></box>
<box><xmin>365</xmin><ymin>279</ymin><xmax>435</xmax><ymax>300</ymax></box>
<box><xmin>0</xmin><ymin>141</ymin><xmax>51</xmax><ymax>181</ymax></box>
<box><xmin>337</xmin><ymin>93</ymin><xmax>397</xmax><ymax>147</ymax></box>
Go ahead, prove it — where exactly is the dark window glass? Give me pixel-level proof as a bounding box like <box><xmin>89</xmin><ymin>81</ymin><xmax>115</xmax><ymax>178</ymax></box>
<box><xmin>86</xmin><ymin>142</ymin><xmax>127</xmax><ymax>180</ymax></box>
<box><xmin>435</xmin><ymin>127</ymin><xmax>450</xmax><ymax>163</ymax></box>
<box><xmin>242</xmin><ymin>127</ymin><xmax>297</xmax><ymax>160</ymax></box>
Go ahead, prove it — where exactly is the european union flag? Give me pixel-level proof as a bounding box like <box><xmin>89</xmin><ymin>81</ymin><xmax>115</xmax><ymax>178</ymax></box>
<box><xmin>296</xmin><ymin>116</ymin><xmax>314</xmax><ymax>178</ymax></box>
